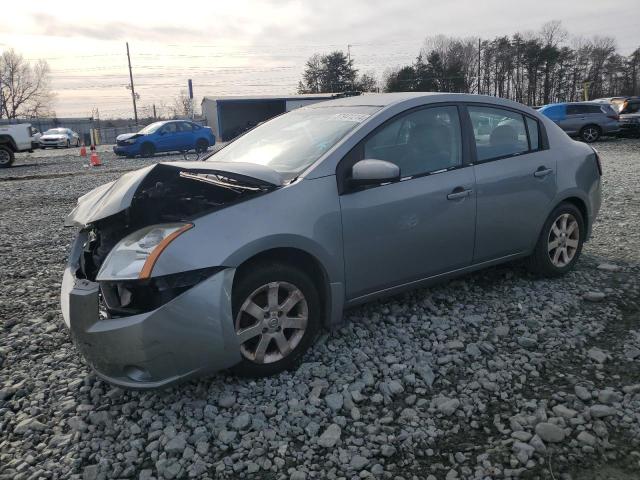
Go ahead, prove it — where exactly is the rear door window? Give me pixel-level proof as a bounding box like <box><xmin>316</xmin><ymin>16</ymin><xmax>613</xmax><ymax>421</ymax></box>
<box><xmin>567</xmin><ymin>105</ymin><xmax>587</xmax><ymax>115</ymax></box>
<box><xmin>526</xmin><ymin>117</ymin><xmax>540</xmax><ymax>150</ymax></box>
<box><xmin>468</xmin><ymin>106</ymin><xmax>530</xmax><ymax>161</ymax></box>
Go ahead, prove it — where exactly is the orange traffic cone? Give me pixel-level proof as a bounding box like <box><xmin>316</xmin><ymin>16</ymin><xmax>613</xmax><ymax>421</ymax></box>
<box><xmin>90</xmin><ymin>150</ymin><xmax>102</xmax><ymax>167</ymax></box>
<box><xmin>80</xmin><ymin>142</ymin><xmax>87</xmax><ymax>157</ymax></box>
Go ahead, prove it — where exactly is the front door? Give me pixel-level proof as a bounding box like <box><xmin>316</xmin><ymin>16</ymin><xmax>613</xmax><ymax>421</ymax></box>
<box><xmin>339</xmin><ymin>105</ymin><xmax>476</xmax><ymax>300</ymax></box>
<box><xmin>467</xmin><ymin>105</ymin><xmax>557</xmax><ymax>263</ymax></box>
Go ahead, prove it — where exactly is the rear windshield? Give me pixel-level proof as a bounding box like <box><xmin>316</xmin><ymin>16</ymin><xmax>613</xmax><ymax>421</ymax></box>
<box><xmin>44</xmin><ymin>129</ymin><xmax>66</xmax><ymax>135</ymax></box>
<box><xmin>208</xmin><ymin>106</ymin><xmax>380</xmax><ymax>179</ymax></box>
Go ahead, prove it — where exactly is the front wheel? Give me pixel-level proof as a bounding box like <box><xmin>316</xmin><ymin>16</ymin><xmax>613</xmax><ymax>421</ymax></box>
<box><xmin>66</xmin><ymin>140</ymin><xmax>70</xmax><ymax>148</ymax></box>
<box><xmin>0</xmin><ymin>145</ymin><xmax>14</xmax><ymax>168</ymax></box>
<box><xmin>580</xmin><ymin>125</ymin><xmax>601</xmax><ymax>143</ymax></box>
<box><xmin>195</xmin><ymin>138</ymin><xmax>209</xmax><ymax>153</ymax></box>
<box><xmin>526</xmin><ymin>203</ymin><xmax>585</xmax><ymax>277</ymax></box>
<box><xmin>230</xmin><ymin>262</ymin><xmax>321</xmax><ymax>377</ymax></box>
<box><xmin>140</xmin><ymin>142</ymin><xmax>156</xmax><ymax>158</ymax></box>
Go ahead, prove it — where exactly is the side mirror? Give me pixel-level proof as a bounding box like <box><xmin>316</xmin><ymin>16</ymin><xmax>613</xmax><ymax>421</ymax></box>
<box><xmin>350</xmin><ymin>159</ymin><xmax>400</xmax><ymax>187</ymax></box>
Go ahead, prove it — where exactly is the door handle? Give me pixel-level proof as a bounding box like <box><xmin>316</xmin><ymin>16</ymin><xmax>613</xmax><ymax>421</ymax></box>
<box><xmin>447</xmin><ymin>187</ymin><xmax>472</xmax><ymax>200</ymax></box>
<box><xmin>534</xmin><ymin>167</ymin><xmax>553</xmax><ymax>178</ymax></box>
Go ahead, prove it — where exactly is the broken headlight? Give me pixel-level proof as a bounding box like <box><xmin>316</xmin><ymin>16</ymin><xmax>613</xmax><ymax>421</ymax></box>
<box><xmin>96</xmin><ymin>223</ymin><xmax>192</xmax><ymax>281</ymax></box>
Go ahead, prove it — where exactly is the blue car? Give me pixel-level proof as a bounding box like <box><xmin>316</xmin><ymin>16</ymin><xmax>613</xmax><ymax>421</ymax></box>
<box><xmin>114</xmin><ymin>120</ymin><xmax>215</xmax><ymax>158</ymax></box>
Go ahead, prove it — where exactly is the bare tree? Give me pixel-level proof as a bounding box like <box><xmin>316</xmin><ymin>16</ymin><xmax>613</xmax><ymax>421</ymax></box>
<box><xmin>171</xmin><ymin>90</ymin><xmax>191</xmax><ymax>118</ymax></box>
<box><xmin>0</xmin><ymin>49</ymin><xmax>53</xmax><ymax>118</ymax></box>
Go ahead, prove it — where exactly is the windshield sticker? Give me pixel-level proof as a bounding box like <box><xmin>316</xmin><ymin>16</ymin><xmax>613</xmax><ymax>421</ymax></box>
<box><xmin>330</xmin><ymin>113</ymin><xmax>371</xmax><ymax>122</ymax></box>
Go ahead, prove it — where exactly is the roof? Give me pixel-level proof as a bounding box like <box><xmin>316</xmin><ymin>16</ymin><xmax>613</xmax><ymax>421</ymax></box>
<box><xmin>202</xmin><ymin>93</ymin><xmax>338</xmax><ymax>104</ymax></box>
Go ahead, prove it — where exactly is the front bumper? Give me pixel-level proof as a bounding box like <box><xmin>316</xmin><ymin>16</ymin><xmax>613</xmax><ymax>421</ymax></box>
<box><xmin>40</xmin><ymin>139</ymin><xmax>68</xmax><ymax>147</ymax></box>
<box><xmin>113</xmin><ymin>144</ymin><xmax>139</xmax><ymax>156</ymax></box>
<box><xmin>60</xmin><ymin>262</ymin><xmax>241</xmax><ymax>389</ymax></box>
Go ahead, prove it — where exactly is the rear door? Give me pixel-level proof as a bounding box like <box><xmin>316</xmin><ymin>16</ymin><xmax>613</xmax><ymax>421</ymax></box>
<box><xmin>339</xmin><ymin>105</ymin><xmax>476</xmax><ymax>300</ymax></box>
<box><xmin>559</xmin><ymin>104</ymin><xmax>586</xmax><ymax>134</ymax></box>
<box><xmin>467</xmin><ymin>104</ymin><xmax>557</xmax><ymax>263</ymax></box>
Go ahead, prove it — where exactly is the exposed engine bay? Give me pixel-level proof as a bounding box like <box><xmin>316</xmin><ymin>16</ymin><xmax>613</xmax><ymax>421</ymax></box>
<box><xmin>75</xmin><ymin>163</ymin><xmax>275</xmax><ymax>283</ymax></box>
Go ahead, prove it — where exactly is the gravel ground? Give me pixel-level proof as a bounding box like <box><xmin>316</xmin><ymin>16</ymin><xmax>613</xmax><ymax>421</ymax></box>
<box><xmin>0</xmin><ymin>140</ymin><xmax>639</xmax><ymax>480</ymax></box>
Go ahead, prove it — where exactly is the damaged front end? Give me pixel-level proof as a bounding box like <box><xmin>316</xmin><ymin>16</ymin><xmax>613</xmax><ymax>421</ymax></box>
<box><xmin>61</xmin><ymin>161</ymin><xmax>282</xmax><ymax>387</ymax></box>
<box><xmin>68</xmin><ymin>161</ymin><xmax>281</xmax><ymax>308</ymax></box>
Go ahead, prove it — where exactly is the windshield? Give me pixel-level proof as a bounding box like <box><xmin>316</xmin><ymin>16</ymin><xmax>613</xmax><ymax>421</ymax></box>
<box><xmin>45</xmin><ymin>128</ymin><xmax>66</xmax><ymax>135</ymax></box>
<box><xmin>208</xmin><ymin>106</ymin><xmax>379</xmax><ymax>178</ymax></box>
<box><xmin>138</xmin><ymin>122</ymin><xmax>165</xmax><ymax>134</ymax></box>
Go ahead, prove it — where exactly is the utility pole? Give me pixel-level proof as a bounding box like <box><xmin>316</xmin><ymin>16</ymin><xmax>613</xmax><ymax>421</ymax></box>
<box><xmin>153</xmin><ymin>104</ymin><xmax>157</xmax><ymax>120</ymax></box>
<box><xmin>126</xmin><ymin>42</ymin><xmax>138</xmax><ymax>124</ymax></box>
<box><xmin>477</xmin><ymin>38</ymin><xmax>481</xmax><ymax>95</ymax></box>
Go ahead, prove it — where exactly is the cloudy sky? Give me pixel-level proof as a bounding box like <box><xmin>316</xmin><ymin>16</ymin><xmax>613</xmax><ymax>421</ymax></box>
<box><xmin>1</xmin><ymin>0</ymin><xmax>638</xmax><ymax>119</ymax></box>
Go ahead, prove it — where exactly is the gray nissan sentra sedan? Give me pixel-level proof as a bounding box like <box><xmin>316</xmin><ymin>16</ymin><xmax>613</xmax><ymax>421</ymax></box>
<box><xmin>61</xmin><ymin>93</ymin><xmax>602</xmax><ymax>388</ymax></box>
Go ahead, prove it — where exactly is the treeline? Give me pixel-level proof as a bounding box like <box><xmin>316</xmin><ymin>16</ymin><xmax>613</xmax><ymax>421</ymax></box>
<box><xmin>298</xmin><ymin>21</ymin><xmax>640</xmax><ymax>106</ymax></box>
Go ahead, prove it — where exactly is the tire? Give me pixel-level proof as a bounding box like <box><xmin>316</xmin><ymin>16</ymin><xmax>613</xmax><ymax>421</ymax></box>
<box><xmin>526</xmin><ymin>202</ymin><xmax>585</xmax><ymax>277</ymax></box>
<box><xmin>230</xmin><ymin>262</ymin><xmax>321</xmax><ymax>377</ymax></box>
<box><xmin>0</xmin><ymin>145</ymin><xmax>14</xmax><ymax>168</ymax></box>
<box><xmin>140</xmin><ymin>142</ymin><xmax>156</xmax><ymax>158</ymax></box>
<box><xmin>580</xmin><ymin>124</ymin><xmax>601</xmax><ymax>143</ymax></box>
<box><xmin>195</xmin><ymin>138</ymin><xmax>209</xmax><ymax>154</ymax></box>
<box><xmin>66</xmin><ymin>140</ymin><xmax>70</xmax><ymax>148</ymax></box>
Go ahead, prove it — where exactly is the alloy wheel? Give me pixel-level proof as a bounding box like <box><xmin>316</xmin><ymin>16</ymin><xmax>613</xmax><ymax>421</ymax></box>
<box><xmin>547</xmin><ymin>213</ymin><xmax>580</xmax><ymax>267</ymax></box>
<box><xmin>582</xmin><ymin>127</ymin><xmax>599</xmax><ymax>142</ymax></box>
<box><xmin>235</xmin><ymin>281</ymin><xmax>308</xmax><ymax>364</ymax></box>
<box><xmin>0</xmin><ymin>149</ymin><xmax>10</xmax><ymax>165</ymax></box>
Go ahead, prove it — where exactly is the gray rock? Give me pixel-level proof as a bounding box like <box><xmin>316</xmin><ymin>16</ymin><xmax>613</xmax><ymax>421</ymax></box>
<box><xmin>318</xmin><ymin>423</ymin><xmax>341</xmax><ymax>448</ymax></box>
<box><xmin>438</xmin><ymin>398</ymin><xmax>460</xmax><ymax>416</ymax></box>
<box><xmin>512</xmin><ymin>441</ymin><xmax>535</xmax><ymax>464</ymax></box>
<box><xmin>575</xmin><ymin>385</ymin><xmax>592</xmax><ymax>401</ymax></box>
<box><xmin>415</xmin><ymin>363</ymin><xmax>435</xmax><ymax>387</ymax></box>
<box><xmin>218</xmin><ymin>430</ymin><xmax>237</xmax><ymax>444</ymax></box>
<box><xmin>517</xmin><ymin>336</ymin><xmax>538</xmax><ymax>349</ymax></box>
<box><xmin>165</xmin><ymin>436</ymin><xmax>186</xmax><ymax>453</ymax></box>
<box><xmin>583</xmin><ymin>291</ymin><xmax>606</xmax><ymax>302</ymax></box>
<box><xmin>577</xmin><ymin>431</ymin><xmax>597</xmax><ymax>447</ymax></box>
<box><xmin>14</xmin><ymin>418</ymin><xmax>47</xmax><ymax>434</ymax></box>
<box><xmin>587</xmin><ymin>347</ymin><xmax>608</xmax><ymax>363</ymax></box>
<box><xmin>350</xmin><ymin>455</ymin><xmax>369</xmax><ymax>470</ymax></box>
<box><xmin>552</xmin><ymin>405</ymin><xmax>577</xmax><ymax>419</ymax></box>
<box><xmin>534</xmin><ymin>422</ymin><xmax>565</xmax><ymax>443</ymax></box>
<box><xmin>325</xmin><ymin>392</ymin><xmax>344</xmax><ymax>411</ymax></box>
<box><xmin>218</xmin><ymin>393</ymin><xmax>236</xmax><ymax>408</ymax></box>
<box><xmin>597</xmin><ymin>263</ymin><xmax>621</xmax><ymax>272</ymax></box>
<box><xmin>381</xmin><ymin>445</ymin><xmax>396</xmax><ymax>457</ymax></box>
<box><xmin>597</xmin><ymin>389</ymin><xmax>622</xmax><ymax>404</ymax></box>
<box><xmin>290</xmin><ymin>471</ymin><xmax>307</xmax><ymax>480</ymax></box>
<box><xmin>231</xmin><ymin>412</ymin><xmax>251</xmax><ymax>430</ymax></box>
<box><xmin>590</xmin><ymin>405</ymin><xmax>616</xmax><ymax>418</ymax></box>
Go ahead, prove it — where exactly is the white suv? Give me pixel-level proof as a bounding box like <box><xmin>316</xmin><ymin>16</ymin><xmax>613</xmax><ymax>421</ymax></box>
<box><xmin>0</xmin><ymin>123</ymin><xmax>34</xmax><ymax>168</ymax></box>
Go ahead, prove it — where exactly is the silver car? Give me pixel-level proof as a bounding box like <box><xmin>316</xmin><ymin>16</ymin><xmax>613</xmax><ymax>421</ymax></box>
<box><xmin>61</xmin><ymin>93</ymin><xmax>602</xmax><ymax>388</ymax></box>
<box><xmin>39</xmin><ymin>128</ymin><xmax>81</xmax><ymax>148</ymax></box>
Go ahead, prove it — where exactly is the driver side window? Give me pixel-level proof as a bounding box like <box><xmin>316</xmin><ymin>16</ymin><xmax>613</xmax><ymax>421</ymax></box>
<box><xmin>363</xmin><ymin>106</ymin><xmax>462</xmax><ymax>178</ymax></box>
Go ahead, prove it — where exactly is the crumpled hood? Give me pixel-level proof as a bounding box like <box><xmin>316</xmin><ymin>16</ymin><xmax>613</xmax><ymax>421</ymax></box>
<box><xmin>116</xmin><ymin>132</ymin><xmax>142</xmax><ymax>142</ymax></box>
<box><xmin>65</xmin><ymin>161</ymin><xmax>283</xmax><ymax>226</ymax></box>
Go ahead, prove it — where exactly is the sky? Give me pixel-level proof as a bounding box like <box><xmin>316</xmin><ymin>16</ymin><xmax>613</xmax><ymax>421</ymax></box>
<box><xmin>1</xmin><ymin>0</ymin><xmax>638</xmax><ymax>119</ymax></box>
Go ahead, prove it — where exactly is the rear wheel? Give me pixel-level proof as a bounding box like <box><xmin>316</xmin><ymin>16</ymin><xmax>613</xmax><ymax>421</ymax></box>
<box><xmin>195</xmin><ymin>138</ymin><xmax>209</xmax><ymax>153</ymax></box>
<box><xmin>140</xmin><ymin>142</ymin><xmax>156</xmax><ymax>158</ymax></box>
<box><xmin>230</xmin><ymin>262</ymin><xmax>321</xmax><ymax>377</ymax></box>
<box><xmin>580</xmin><ymin>124</ymin><xmax>601</xmax><ymax>143</ymax></box>
<box><xmin>0</xmin><ymin>145</ymin><xmax>14</xmax><ymax>168</ymax></box>
<box><xmin>526</xmin><ymin>203</ymin><xmax>585</xmax><ymax>277</ymax></box>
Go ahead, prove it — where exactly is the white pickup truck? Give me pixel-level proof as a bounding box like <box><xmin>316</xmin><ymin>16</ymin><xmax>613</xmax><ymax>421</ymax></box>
<box><xmin>0</xmin><ymin>123</ymin><xmax>35</xmax><ymax>168</ymax></box>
